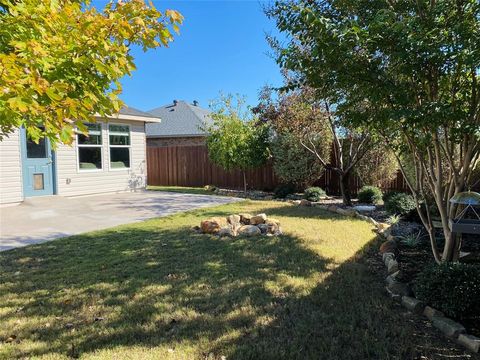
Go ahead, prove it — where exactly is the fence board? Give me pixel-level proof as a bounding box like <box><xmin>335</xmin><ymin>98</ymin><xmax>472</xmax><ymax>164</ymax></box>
<box><xmin>146</xmin><ymin>145</ymin><xmax>478</xmax><ymax>195</ymax></box>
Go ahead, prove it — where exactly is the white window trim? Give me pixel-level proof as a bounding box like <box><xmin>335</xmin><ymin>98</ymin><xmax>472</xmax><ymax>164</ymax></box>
<box><xmin>108</xmin><ymin>123</ymin><xmax>131</xmax><ymax>171</ymax></box>
<box><xmin>76</xmin><ymin>122</ymin><xmax>104</xmax><ymax>173</ymax></box>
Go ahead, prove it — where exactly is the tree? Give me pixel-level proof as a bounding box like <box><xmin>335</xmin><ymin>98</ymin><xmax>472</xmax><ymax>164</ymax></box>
<box><xmin>0</xmin><ymin>0</ymin><xmax>182</xmax><ymax>145</ymax></box>
<box><xmin>268</xmin><ymin>0</ymin><xmax>480</xmax><ymax>262</ymax></box>
<box><xmin>255</xmin><ymin>87</ymin><xmax>370</xmax><ymax>205</ymax></box>
<box><xmin>205</xmin><ymin>95</ymin><xmax>270</xmax><ymax>195</ymax></box>
<box><xmin>270</xmin><ymin>132</ymin><xmax>325</xmax><ymax>189</ymax></box>
<box><xmin>356</xmin><ymin>145</ymin><xmax>398</xmax><ymax>188</ymax></box>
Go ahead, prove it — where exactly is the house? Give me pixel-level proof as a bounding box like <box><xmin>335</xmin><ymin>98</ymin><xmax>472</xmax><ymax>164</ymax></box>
<box><xmin>146</xmin><ymin>100</ymin><xmax>211</xmax><ymax>147</ymax></box>
<box><xmin>0</xmin><ymin>106</ymin><xmax>160</xmax><ymax>206</ymax></box>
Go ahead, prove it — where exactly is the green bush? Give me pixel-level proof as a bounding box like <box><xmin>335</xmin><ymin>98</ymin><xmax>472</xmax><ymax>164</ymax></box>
<box><xmin>271</xmin><ymin>132</ymin><xmax>326</xmax><ymax>189</ymax></box>
<box><xmin>383</xmin><ymin>191</ymin><xmax>400</xmax><ymax>203</ymax></box>
<box><xmin>414</xmin><ymin>263</ymin><xmax>480</xmax><ymax>319</ymax></box>
<box><xmin>357</xmin><ymin>186</ymin><xmax>383</xmax><ymax>204</ymax></box>
<box><xmin>274</xmin><ymin>183</ymin><xmax>296</xmax><ymax>198</ymax></box>
<box><xmin>304</xmin><ymin>187</ymin><xmax>326</xmax><ymax>202</ymax></box>
<box><xmin>385</xmin><ymin>192</ymin><xmax>416</xmax><ymax>215</ymax></box>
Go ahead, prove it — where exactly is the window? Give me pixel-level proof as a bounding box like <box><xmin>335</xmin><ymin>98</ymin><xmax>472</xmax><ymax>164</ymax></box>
<box><xmin>77</xmin><ymin>123</ymin><xmax>102</xmax><ymax>170</ymax></box>
<box><xmin>109</xmin><ymin>124</ymin><xmax>130</xmax><ymax>169</ymax></box>
<box><xmin>27</xmin><ymin>137</ymin><xmax>47</xmax><ymax>158</ymax></box>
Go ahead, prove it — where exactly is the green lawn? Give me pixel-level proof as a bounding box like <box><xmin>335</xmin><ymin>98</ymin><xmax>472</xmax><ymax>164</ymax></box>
<box><xmin>0</xmin><ymin>201</ymin><xmax>471</xmax><ymax>359</ymax></box>
<box><xmin>147</xmin><ymin>186</ymin><xmax>215</xmax><ymax>196</ymax></box>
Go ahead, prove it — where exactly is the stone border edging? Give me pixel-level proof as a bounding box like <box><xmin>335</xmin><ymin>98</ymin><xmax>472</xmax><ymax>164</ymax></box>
<box><xmin>290</xmin><ymin>199</ymin><xmax>479</xmax><ymax>354</ymax></box>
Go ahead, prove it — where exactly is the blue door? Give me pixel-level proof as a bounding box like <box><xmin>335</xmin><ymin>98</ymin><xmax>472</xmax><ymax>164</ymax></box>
<box><xmin>20</xmin><ymin>127</ymin><xmax>55</xmax><ymax>197</ymax></box>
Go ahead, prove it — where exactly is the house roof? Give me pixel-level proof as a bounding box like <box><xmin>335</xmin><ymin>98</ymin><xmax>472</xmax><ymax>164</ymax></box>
<box><xmin>95</xmin><ymin>105</ymin><xmax>161</xmax><ymax>123</ymax></box>
<box><xmin>146</xmin><ymin>100</ymin><xmax>212</xmax><ymax>137</ymax></box>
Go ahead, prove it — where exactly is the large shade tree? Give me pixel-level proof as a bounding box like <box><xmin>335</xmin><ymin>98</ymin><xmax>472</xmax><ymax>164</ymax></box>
<box><xmin>268</xmin><ymin>0</ymin><xmax>480</xmax><ymax>262</ymax></box>
<box><xmin>0</xmin><ymin>0</ymin><xmax>182</xmax><ymax>145</ymax></box>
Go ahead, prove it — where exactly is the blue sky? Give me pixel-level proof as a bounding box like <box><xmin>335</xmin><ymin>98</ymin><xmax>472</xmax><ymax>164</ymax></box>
<box><xmin>114</xmin><ymin>1</ymin><xmax>284</xmax><ymax>111</ymax></box>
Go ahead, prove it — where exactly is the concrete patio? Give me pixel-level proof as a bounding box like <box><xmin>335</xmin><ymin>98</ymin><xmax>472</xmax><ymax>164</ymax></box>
<box><xmin>0</xmin><ymin>191</ymin><xmax>240</xmax><ymax>251</ymax></box>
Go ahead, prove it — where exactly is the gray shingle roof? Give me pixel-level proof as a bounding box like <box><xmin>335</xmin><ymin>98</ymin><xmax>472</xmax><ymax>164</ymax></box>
<box><xmin>146</xmin><ymin>100</ymin><xmax>212</xmax><ymax>137</ymax></box>
<box><xmin>119</xmin><ymin>105</ymin><xmax>158</xmax><ymax>119</ymax></box>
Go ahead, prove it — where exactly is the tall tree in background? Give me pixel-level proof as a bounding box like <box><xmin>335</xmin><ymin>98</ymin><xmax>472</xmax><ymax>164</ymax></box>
<box><xmin>355</xmin><ymin>146</ymin><xmax>398</xmax><ymax>188</ymax></box>
<box><xmin>0</xmin><ymin>0</ymin><xmax>182</xmax><ymax>144</ymax></box>
<box><xmin>268</xmin><ymin>0</ymin><xmax>480</xmax><ymax>262</ymax></box>
<box><xmin>205</xmin><ymin>94</ymin><xmax>270</xmax><ymax>195</ymax></box>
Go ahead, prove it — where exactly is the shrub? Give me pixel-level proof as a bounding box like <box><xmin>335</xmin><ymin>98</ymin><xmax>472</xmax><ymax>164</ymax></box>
<box><xmin>414</xmin><ymin>263</ymin><xmax>480</xmax><ymax>319</ymax></box>
<box><xmin>386</xmin><ymin>214</ymin><xmax>402</xmax><ymax>226</ymax></box>
<box><xmin>383</xmin><ymin>191</ymin><xmax>400</xmax><ymax>203</ymax></box>
<box><xmin>357</xmin><ymin>186</ymin><xmax>383</xmax><ymax>204</ymax></box>
<box><xmin>304</xmin><ymin>187</ymin><xmax>326</xmax><ymax>201</ymax></box>
<box><xmin>385</xmin><ymin>192</ymin><xmax>416</xmax><ymax>216</ymax></box>
<box><xmin>400</xmin><ymin>231</ymin><xmax>423</xmax><ymax>247</ymax></box>
<box><xmin>271</xmin><ymin>132</ymin><xmax>326</xmax><ymax>189</ymax></box>
<box><xmin>274</xmin><ymin>183</ymin><xmax>296</xmax><ymax>198</ymax></box>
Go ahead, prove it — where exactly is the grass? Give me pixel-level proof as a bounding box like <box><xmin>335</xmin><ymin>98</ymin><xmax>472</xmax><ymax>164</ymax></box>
<box><xmin>0</xmin><ymin>201</ymin><xmax>472</xmax><ymax>359</ymax></box>
<box><xmin>147</xmin><ymin>186</ymin><xmax>215</xmax><ymax>196</ymax></box>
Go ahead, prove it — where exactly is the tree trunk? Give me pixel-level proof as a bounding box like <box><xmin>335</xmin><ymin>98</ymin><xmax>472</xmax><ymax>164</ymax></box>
<box><xmin>339</xmin><ymin>171</ymin><xmax>352</xmax><ymax>206</ymax></box>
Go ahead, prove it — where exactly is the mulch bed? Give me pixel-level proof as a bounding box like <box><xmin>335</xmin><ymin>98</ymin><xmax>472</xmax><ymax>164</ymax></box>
<box><xmin>372</xmin><ymin>213</ymin><xmax>480</xmax><ymax>340</ymax></box>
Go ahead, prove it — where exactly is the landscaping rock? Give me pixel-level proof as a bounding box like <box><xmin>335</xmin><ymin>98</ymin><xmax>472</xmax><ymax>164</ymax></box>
<box><xmin>250</xmin><ymin>213</ymin><xmax>267</xmax><ymax>225</ymax></box>
<box><xmin>385</xmin><ymin>286</ymin><xmax>402</xmax><ymax>302</ymax></box>
<box><xmin>265</xmin><ymin>220</ymin><xmax>280</xmax><ymax>234</ymax></box>
<box><xmin>385</xmin><ymin>276</ymin><xmax>412</xmax><ymax>296</ymax></box>
<box><xmin>200</xmin><ymin>218</ymin><xmax>226</xmax><ymax>234</ymax></box>
<box><xmin>300</xmin><ymin>199</ymin><xmax>312</xmax><ymax>207</ymax></box>
<box><xmin>291</xmin><ymin>200</ymin><xmax>302</xmax><ymax>205</ymax></box>
<box><xmin>239</xmin><ymin>214</ymin><xmax>253</xmax><ymax>225</ymax></box>
<box><xmin>336</xmin><ymin>208</ymin><xmax>349</xmax><ymax>216</ymax></box>
<box><xmin>227</xmin><ymin>214</ymin><xmax>241</xmax><ymax>226</ymax></box>
<box><xmin>354</xmin><ymin>205</ymin><xmax>376</xmax><ymax>212</ymax></box>
<box><xmin>367</xmin><ymin>217</ymin><xmax>378</xmax><ymax>226</ymax></box>
<box><xmin>257</xmin><ymin>224</ymin><xmax>269</xmax><ymax>234</ymax></box>
<box><xmin>384</xmin><ymin>254</ymin><xmax>395</xmax><ymax>268</ymax></box>
<box><xmin>267</xmin><ymin>218</ymin><xmax>281</xmax><ymax>225</ymax></box>
<box><xmin>387</xmin><ymin>259</ymin><xmax>399</xmax><ymax>274</ymax></box>
<box><xmin>327</xmin><ymin>205</ymin><xmax>338</xmax><ymax>213</ymax></box>
<box><xmin>357</xmin><ymin>214</ymin><xmax>370</xmax><ymax>221</ymax></box>
<box><xmin>401</xmin><ymin>296</ymin><xmax>424</xmax><ymax>314</ymax></box>
<box><xmin>379</xmin><ymin>240</ymin><xmax>398</xmax><ymax>255</ymax></box>
<box><xmin>382</xmin><ymin>252</ymin><xmax>395</xmax><ymax>263</ymax></box>
<box><xmin>343</xmin><ymin>208</ymin><xmax>358</xmax><ymax>217</ymax></box>
<box><xmin>432</xmin><ymin>316</ymin><xmax>466</xmax><ymax>338</ymax></box>
<box><xmin>218</xmin><ymin>226</ymin><xmax>235</xmax><ymax>237</ymax></box>
<box><xmin>238</xmin><ymin>225</ymin><xmax>261</xmax><ymax>237</ymax></box>
<box><xmin>457</xmin><ymin>334</ymin><xmax>480</xmax><ymax>353</ymax></box>
<box><xmin>377</xmin><ymin>222</ymin><xmax>391</xmax><ymax>231</ymax></box>
<box><xmin>423</xmin><ymin>306</ymin><xmax>444</xmax><ymax>321</ymax></box>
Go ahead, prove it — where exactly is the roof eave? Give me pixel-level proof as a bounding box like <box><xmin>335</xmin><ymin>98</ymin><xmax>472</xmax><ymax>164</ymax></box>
<box><xmin>95</xmin><ymin>113</ymin><xmax>162</xmax><ymax>123</ymax></box>
<box><xmin>146</xmin><ymin>133</ymin><xmax>206</xmax><ymax>138</ymax></box>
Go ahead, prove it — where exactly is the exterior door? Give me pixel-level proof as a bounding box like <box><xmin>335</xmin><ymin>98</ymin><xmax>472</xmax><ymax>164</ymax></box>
<box><xmin>20</xmin><ymin>127</ymin><xmax>55</xmax><ymax>197</ymax></box>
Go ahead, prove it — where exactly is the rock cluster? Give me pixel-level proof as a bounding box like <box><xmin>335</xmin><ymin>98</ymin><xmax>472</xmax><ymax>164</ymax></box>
<box><xmin>197</xmin><ymin>213</ymin><xmax>282</xmax><ymax>237</ymax></box>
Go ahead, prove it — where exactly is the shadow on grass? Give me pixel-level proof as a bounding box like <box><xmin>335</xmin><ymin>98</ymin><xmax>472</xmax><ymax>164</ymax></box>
<box><xmin>0</xmin><ymin>203</ymin><xmax>473</xmax><ymax>359</ymax></box>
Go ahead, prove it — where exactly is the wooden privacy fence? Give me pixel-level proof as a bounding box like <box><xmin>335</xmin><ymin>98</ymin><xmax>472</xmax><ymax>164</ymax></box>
<box><xmin>147</xmin><ymin>145</ymin><xmax>412</xmax><ymax>195</ymax></box>
<box><xmin>147</xmin><ymin>145</ymin><xmax>278</xmax><ymax>190</ymax></box>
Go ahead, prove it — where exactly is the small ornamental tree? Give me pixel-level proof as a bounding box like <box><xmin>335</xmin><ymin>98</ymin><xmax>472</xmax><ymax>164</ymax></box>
<box><xmin>205</xmin><ymin>95</ymin><xmax>270</xmax><ymax>195</ymax></box>
<box><xmin>0</xmin><ymin>0</ymin><xmax>182</xmax><ymax>145</ymax></box>
<box><xmin>268</xmin><ymin>0</ymin><xmax>480</xmax><ymax>262</ymax></box>
<box><xmin>255</xmin><ymin>87</ymin><xmax>371</xmax><ymax>206</ymax></box>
